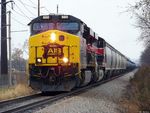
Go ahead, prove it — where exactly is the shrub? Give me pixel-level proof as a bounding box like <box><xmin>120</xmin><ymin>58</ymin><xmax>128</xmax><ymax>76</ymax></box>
<box><xmin>129</xmin><ymin>66</ymin><xmax>150</xmax><ymax>110</ymax></box>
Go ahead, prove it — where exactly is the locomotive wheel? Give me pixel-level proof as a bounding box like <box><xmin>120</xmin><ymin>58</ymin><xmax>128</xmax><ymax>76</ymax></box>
<box><xmin>80</xmin><ymin>70</ymin><xmax>92</xmax><ymax>86</ymax></box>
<box><xmin>91</xmin><ymin>69</ymin><xmax>97</xmax><ymax>83</ymax></box>
<box><xmin>107</xmin><ymin>71</ymin><xmax>112</xmax><ymax>79</ymax></box>
<box><xmin>75</xmin><ymin>75</ymin><xmax>81</xmax><ymax>87</ymax></box>
<box><xmin>80</xmin><ymin>70</ymin><xmax>85</xmax><ymax>85</ymax></box>
<box><xmin>97</xmin><ymin>69</ymin><xmax>104</xmax><ymax>81</ymax></box>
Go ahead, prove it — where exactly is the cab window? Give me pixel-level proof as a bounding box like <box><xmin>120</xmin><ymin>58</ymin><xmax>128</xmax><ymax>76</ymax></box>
<box><xmin>56</xmin><ymin>22</ymin><xmax>79</xmax><ymax>34</ymax></box>
<box><xmin>32</xmin><ymin>23</ymin><xmax>54</xmax><ymax>35</ymax></box>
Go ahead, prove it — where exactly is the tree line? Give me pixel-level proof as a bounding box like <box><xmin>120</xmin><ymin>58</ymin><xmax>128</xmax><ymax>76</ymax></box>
<box><xmin>124</xmin><ymin>1</ymin><xmax>150</xmax><ymax>112</ymax></box>
<box><xmin>131</xmin><ymin>0</ymin><xmax>150</xmax><ymax>65</ymax></box>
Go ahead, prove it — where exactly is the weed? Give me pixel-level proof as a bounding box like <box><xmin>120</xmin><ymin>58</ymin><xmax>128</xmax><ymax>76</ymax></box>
<box><xmin>0</xmin><ymin>84</ymin><xmax>35</xmax><ymax>101</ymax></box>
<box><xmin>121</xmin><ymin>67</ymin><xmax>150</xmax><ymax>113</ymax></box>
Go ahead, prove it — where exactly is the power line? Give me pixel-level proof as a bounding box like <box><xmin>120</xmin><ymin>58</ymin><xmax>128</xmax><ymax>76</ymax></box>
<box><xmin>14</xmin><ymin>3</ymin><xmax>31</xmax><ymax>20</ymax></box>
<box><xmin>11</xmin><ymin>30</ymin><xmax>28</xmax><ymax>32</ymax></box>
<box><xmin>18</xmin><ymin>0</ymin><xmax>36</xmax><ymax>16</ymax></box>
<box><xmin>7</xmin><ymin>5</ymin><xmax>31</xmax><ymax>21</ymax></box>
<box><xmin>28</xmin><ymin>0</ymin><xmax>50</xmax><ymax>14</ymax></box>
<box><xmin>43</xmin><ymin>7</ymin><xmax>50</xmax><ymax>14</ymax></box>
<box><xmin>20</xmin><ymin>2</ymin><xmax>37</xmax><ymax>9</ymax></box>
<box><xmin>28</xmin><ymin>0</ymin><xmax>37</xmax><ymax>6</ymax></box>
<box><xmin>0</xmin><ymin>2</ymin><xmax>12</xmax><ymax>16</ymax></box>
<box><xmin>0</xmin><ymin>5</ymin><xmax>28</xmax><ymax>32</ymax></box>
<box><xmin>0</xmin><ymin>17</ymin><xmax>27</xmax><ymax>34</ymax></box>
<box><xmin>11</xmin><ymin>16</ymin><xmax>27</xmax><ymax>26</ymax></box>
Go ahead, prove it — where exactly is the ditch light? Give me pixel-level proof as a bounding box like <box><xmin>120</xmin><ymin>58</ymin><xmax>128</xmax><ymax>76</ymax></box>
<box><xmin>36</xmin><ymin>58</ymin><xmax>42</xmax><ymax>63</ymax></box>
<box><xmin>63</xmin><ymin>57</ymin><xmax>69</xmax><ymax>63</ymax></box>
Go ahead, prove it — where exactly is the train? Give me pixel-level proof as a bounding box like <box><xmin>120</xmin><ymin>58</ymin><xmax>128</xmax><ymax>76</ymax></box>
<box><xmin>28</xmin><ymin>14</ymin><xmax>136</xmax><ymax>92</ymax></box>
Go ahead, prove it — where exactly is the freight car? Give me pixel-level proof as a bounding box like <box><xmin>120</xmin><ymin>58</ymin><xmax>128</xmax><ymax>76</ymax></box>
<box><xmin>28</xmin><ymin>14</ymin><xmax>135</xmax><ymax>92</ymax></box>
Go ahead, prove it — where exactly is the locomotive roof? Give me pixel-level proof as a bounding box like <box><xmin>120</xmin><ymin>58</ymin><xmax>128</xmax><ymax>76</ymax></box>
<box><xmin>28</xmin><ymin>14</ymin><xmax>83</xmax><ymax>25</ymax></box>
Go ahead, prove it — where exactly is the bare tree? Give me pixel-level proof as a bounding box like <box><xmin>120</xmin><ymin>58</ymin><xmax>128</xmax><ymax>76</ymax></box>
<box><xmin>130</xmin><ymin>0</ymin><xmax>150</xmax><ymax>45</ymax></box>
<box><xmin>140</xmin><ymin>45</ymin><xmax>150</xmax><ymax>65</ymax></box>
<box><xmin>12</xmin><ymin>48</ymin><xmax>26</xmax><ymax>71</ymax></box>
<box><xmin>22</xmin><ymin>39</ymin><xmax>28</xmax><ymax>55</ymax></box>
<box><xmin>12</xmin><ymin>48</ymin><xmax>23</xmax><ymax>60</ymax></box>
<box><xmin>129</xmin><ymin>0</ymin><xmax>150</xmax><ymax>65</ymax></box>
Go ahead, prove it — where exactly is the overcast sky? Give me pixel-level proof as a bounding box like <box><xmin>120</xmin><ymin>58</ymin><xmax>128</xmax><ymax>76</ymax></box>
<box><xmin>7</xmin><ymin>0</ymin><xmax>143</xmax><ymax>61</ymax></box>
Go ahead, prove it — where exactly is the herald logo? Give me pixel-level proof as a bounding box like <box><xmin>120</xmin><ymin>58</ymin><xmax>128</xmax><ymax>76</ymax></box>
<box><xmin>47</xmin><ymin>47</ymin><xmax>62</xmax><ymax>56</ymax></box>
<box><xmin>43</xmin><ymin>43</ymin><xmax>64</xmax><ymax>58</ymax></box>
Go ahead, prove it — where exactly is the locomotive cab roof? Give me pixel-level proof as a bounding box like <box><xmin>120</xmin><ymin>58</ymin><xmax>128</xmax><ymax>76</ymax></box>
<box><xmin>28</xmin><ymin>14</ymin><xmax>83</xmax><ymax>25</ymax></box>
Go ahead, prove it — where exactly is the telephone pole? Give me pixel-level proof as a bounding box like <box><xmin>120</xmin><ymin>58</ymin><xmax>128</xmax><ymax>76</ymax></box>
<box><xmin>8</xmin><ymin>11</ymin><xmax>12</xmax><ymax>85</ymax></box>
<box><xmin>0</xmin><ymin>0</ymin><xmax>14</xmax><ymax>87</ymax></box>
<box><xmin>57</xmin><ymin>4</ymin><xmax>58</xmax><ymax>14</ymax></box>
<box><xmin>1</xmin><ymin>0</ymin><xmax>8</xmax><ymax>75</ymax></box>
<box><xmin>38</xmin><ymin>0</ymin><xmax>40</xmax><ymax>16</ymax></box>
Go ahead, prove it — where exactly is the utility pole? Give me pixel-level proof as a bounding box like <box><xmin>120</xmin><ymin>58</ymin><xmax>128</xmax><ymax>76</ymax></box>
<box><xmin>1</xmin><ymin>0</ymin><xmax>8</xmax><ymax>75</ymax></box>
<box><xmin>57</xmin><ymin>4</ymin><xmax>58</xmax><ymax>14</ymax></box>
<box><xmin>38</xmin><ymin>0</ymin><xmax>40</xmax><ymax>16</ymax></box>
<box><xmin>8</xmin><ymin>11</ymin><xmax>12</xmax><ymax>86</ymax></box>
<box><xmin>0</xmin><ymin>0</ymin><xmax>1</xmax><ymax>76</ymax></box>
<box><xmin>0</xmin><ymin>0</ymin><xmax>14</xmax><ymax>87</ymax></box>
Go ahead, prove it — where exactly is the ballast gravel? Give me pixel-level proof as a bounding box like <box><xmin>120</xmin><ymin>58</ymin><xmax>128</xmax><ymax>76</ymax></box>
<box><xmin>35</xmin><ymin>70</ymin><xmax>136</xmax><ymax>113</ymax></box>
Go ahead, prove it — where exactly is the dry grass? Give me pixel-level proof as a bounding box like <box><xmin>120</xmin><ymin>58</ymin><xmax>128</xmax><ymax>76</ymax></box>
<box><xmin>120</xmin><ymin>66</ymin><xmax>150</xmax><ymax>113</ymax></box>
<box><xmin>0</xmin><ymin>71</ymin><xmax>37</xmax><ymax>101</ymax></box>
<box><xmin>120</xmin><ymin>98</ymin><xmax>139</xmax><ymax>113</ymax></box>
<box><xmin>0</xmin><ymin>84</ymin><xmax>35</xmax><ymax>101</ymax></box>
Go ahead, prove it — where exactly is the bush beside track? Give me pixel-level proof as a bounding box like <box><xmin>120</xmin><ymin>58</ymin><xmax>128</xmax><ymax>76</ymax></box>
<box><xmin>121</xmin><ymin>66</ymin><xmax>150</xmax><ymax>113</ymax></box>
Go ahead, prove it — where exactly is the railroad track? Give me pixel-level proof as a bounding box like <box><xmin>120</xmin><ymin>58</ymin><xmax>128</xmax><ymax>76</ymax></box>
<box><xmin>0</xmin><ymin>71</ymin><xmax>133</xmax><ymax>113</ymax></box>
<box><xmin>0</xmin><ymin>93</ymin><xmax>41</xmax><ymax>107</ymax></box>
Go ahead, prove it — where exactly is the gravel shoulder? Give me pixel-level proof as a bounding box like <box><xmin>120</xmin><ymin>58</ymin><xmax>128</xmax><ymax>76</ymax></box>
<box><xmin>35</xmin><ymin>70</ymin><xmax>136</xmax><ymax>113</ymax></box>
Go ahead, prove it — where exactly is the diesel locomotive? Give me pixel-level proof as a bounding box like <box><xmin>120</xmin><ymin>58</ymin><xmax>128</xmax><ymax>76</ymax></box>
<box><xmin>28</xmin><ymin>14</ymin><xmax>135</xmax><ymax>92</ymax></box>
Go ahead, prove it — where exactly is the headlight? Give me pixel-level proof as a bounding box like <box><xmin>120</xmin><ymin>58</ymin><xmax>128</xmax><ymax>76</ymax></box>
<box><xmin>62</xmin><ymin>57</ymin><xmax>69</xmax><ymax>63</ymax></box>
<box><xmin>36</xmin><ymin>58</ymin><xmax>42</xmax><ymax>63</ymax></box>
<box><xmin>50</xmin><ymin>33</ymin><xmax>56</xmax><ymax>42</ymax></box>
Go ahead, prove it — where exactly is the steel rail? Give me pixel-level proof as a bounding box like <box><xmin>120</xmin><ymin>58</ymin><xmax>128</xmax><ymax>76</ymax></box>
<box><xmin>0</xmin><ymin>93</ymin><xmax>41</xmax><ymax>108</ymax></box>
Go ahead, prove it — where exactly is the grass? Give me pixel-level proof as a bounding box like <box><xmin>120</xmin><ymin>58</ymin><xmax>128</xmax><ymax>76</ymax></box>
<box><xmin>0</xmin><ymin>71</ymin><xmax>36</xmax><ymax>101</ymax></box>
<box><xmin>0</xmin><ymin>84</ymin><xmax>35</xmax><ymax>101</ymax></box>
<box><xmin>120</xmin><ymin>66</ymin><xmax>150</xmax><ymax>113</ymax></box>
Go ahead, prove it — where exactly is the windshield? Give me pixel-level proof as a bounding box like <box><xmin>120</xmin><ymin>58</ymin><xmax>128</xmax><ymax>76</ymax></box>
<box><xmin>57</xmin><ymin>22</ymin><xmax>79</xmax><ymax>31</ymax></box>
<box><xmin>31</xmin><ymin>22</ymin><xmax>79</xmax><ymax>35</ymax></box>
<box><xmin>33</xmin><ymin>23</ymin><xmax>54</xmax><ymax>31</ymax></box>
